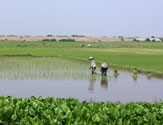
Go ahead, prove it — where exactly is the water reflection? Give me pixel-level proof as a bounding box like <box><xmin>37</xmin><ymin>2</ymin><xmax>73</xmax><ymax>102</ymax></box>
<box><xmin>101</xmin><ymin>76</ymin><xmax>108</xmax><ymax>90</ymax></box>
<box><xmin>133</xmin><ymin>77</ymin><xmax>138</xmax><ymax>82</ymax></box>
<box><xmin>0</xmin><ymin>57</ymin><xmax>163</xmax><ymax>103</ymax></box>
<box><xmin>114</xmin><ymin>75</ymin><xmax>118</xmax><ymax>80</ymax></box>
<box><xmin>147</xmin><ymin>77</ymin><xmax>152</xmax><ymax>80</ymax></box>
<box><xmin>88</xmin><ymin>75</ymin><xmax>96</xmax><ymax>92</ymax></box>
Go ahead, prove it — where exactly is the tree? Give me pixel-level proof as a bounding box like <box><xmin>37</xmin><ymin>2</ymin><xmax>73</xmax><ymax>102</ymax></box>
<box><xmin>72</xmin><ymin>35</ymin><xmax>84</xmax><ymax>37</ymax></box>
<box><xmin>42</xmin><ymin>39</ymin><xmax>50</xmax><ymax>42</ymax></box>
<box><xmin>160</xmin><ymin>38</ymin><xmax>163</xmax><ymax>42</ymax></box>
<box><xmin>59</xmin><ymin>39</ymin><xmax>75</xmax><ymax>42</ymax></box>
<box><xmin>51</xmin><ymin>39</ymin><xmax>56</xmax><ymax>42</ymax></box>
<box><xmin>118</xmin><ymin>36</ymin><xmax>123</xmax><ymax>38</ymax></box>
<box><xmin>133</xmin><ymin>38</ymin><xmax>137</xmax><ymax>41</ymax></box>
<box><xmin>47</xmin><ymin>35</ymin><xmax>53</xmax><ymax>37</ymax></box>
<box><xmin>145</xmin><ymin>38</ymin><xmax>151</xmax><ymax>42</ymax></box>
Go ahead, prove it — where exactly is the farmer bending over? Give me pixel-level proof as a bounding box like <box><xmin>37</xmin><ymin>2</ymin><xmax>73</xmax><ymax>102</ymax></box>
<box><xmin>100</xmin><ymin>63</ymin><xmax>108</xmax><ymax>76</ymax></box>
<box><xmin>89</xmin><ymin>57</ymin><xmax>96</xmax><ymax>74</ymax></box>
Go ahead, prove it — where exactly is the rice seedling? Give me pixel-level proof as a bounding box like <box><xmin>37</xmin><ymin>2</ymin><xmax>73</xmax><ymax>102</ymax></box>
<box><xmin>0</xmin><ymin>42</ymin><xmax>163</xmax><ymax>74</ymax></box>
<box><xmin>114</xmin><ymin>69</ymin><xmax>119</xmax><ymax>77</ymax></box>
<box><xmin>0</xmin><ymin>57</ymin><xmax>98</xmax><ymax>80</ymax></box>
<box><xmin>133</xmin><ymin>68</ymin><xmax>137</xmax><ymax>72</ymax></box>
<box><xmin>133</xmin><ymin>71</ymin><xmax>138</xmax><ymax>79</ymax></box>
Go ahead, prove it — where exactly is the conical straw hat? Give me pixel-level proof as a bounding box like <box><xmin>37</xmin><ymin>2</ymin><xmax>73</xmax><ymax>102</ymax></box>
<box><xmin>101</xmin><ymin>63</ymin><xmax>108</xmax><ymax>68</ymax></box>
<box><xmin>88</xmin><ymin>57</ymin><xmax>94</xmax><ymax>60</ymax></box>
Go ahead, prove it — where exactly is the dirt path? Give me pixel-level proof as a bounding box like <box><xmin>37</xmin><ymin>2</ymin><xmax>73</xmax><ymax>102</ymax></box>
<box><xmin>0</xmin><ymin>36</ymin><xmax>133</xmax><ymax>42</ymax></box>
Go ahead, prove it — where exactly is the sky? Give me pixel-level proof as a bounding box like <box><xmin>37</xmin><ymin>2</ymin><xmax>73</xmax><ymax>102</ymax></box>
<box><xmin>0</xmin><ymin>0</ymin><xmax>163</xmax><ymax>37</ymax></box>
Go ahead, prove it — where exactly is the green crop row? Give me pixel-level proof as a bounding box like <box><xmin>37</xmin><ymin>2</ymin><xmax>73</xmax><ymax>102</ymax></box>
<box><xmin>0</xmin><ymin>41</ymin><xmax>163</xmax><ymax>49</ymax></box>
<box><xmin>0</xmin><ymin>41</ymin><xmax>163</xmax><ymax>74</ymax></box>
<box><xmin>0</xmin><ymin>96</ymin><xmax>162</xmax><ymax>124</ymax></box>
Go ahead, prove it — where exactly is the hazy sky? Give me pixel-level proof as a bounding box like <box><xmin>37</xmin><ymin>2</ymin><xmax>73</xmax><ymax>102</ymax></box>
<box><xmin>0</xmin><ymin>0</ymin><xmax>163</xmax><ymax>37</ymax></box>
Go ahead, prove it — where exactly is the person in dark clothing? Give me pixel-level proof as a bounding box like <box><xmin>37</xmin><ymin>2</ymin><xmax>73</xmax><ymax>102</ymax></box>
<box><xmin>100</xmin><ymin>63</ymin><xmax>108</xmax><ymax>76</ymax></box>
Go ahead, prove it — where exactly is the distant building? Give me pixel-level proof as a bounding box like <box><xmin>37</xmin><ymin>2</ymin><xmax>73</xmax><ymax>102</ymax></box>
<box><xmin>135</xmin><ymin>38</ymin><xmax>146</xmax><ymax>41</ymax></box>
<box><xmin>149</xmin><ymin>38</ymin><xmax>161</xmax><ymax>42</ymax></box>
<box><xmin>135</xmin><ymin>38</ymin><xmax>161</xmax><ymax>42</ymax></box>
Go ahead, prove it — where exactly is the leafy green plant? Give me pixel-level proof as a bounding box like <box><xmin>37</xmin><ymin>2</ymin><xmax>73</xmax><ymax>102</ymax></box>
<box><xmin>0</xmin><ymin>96</ymin><xmax>162</xmax><ymax>124</ymax></box>
<box><xmin>133</xmin><ymin>71</ymin><xmax>138</xmax><ymax>75</ymax></box>
<box><xmin>114</xmin><ymin>69</ymin><xmax>118</xmax><ymax>73</ymax></box>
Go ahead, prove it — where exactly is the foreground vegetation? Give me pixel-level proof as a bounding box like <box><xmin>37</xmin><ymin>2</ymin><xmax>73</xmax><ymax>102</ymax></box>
<box><xmin>0</xmin><ymin>96</ymin><xmax>162</xmax><ymax>124</ymax></box>
<box><xmin>0</xmin><ymin>41</ymin><xmax>163</xmax><ymax>74</ymax></box>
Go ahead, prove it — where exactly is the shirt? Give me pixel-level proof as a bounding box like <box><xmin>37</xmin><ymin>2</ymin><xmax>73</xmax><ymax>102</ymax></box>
<box><xmin>90</xmin><ymin>60</ymin><xmax>96</xmax><ymax>67</ymax></box>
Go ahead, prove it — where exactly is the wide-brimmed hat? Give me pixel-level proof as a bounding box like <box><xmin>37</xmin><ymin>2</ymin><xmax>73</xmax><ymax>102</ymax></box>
<box><xmin>101</xmin><ymin>63</ymin><xmax>108</xmax><ymax>68</ymax></box>
<box><xmin>88</xmin><ymin>57</ymin><xmax>94</xmax><ymax>60</ymax></box>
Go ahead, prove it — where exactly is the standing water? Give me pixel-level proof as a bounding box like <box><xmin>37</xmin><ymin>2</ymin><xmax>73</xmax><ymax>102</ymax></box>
<box><xmin>0</xmin><ymin>57</ymin><xmax>162</xmax><ymax>103</ymax></box>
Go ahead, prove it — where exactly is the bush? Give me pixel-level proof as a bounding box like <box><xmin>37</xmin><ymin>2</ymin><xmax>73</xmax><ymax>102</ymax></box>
<box><xmin>80</xmin><ymin>45</ymin><xmax>84</xmax><ymax>48</ymax></box>
<box><xmin>51</xmin><ymin>39</ymin><xmax>56</xmax><ymax>42</ymax></box>
<box><xmin>133</xmin><ymin>38</ymin><xmax>137</xmax><ymax>41</ymax></box>
<box><xmin>160</xmin><ymin>38</ymin><xmax>163</xmax><ymax>42</ymax></box>
<box><xmin>47</xmin><ymin>35</ymin><xmax>53</xmax><ymax>37</ymax></box>
<box><xmin>16</xmin><ymin>44</ymin><xmax>30</xmax><ymax>47</ymax></box>
<box><xmin>118</xmin><ymin>36</ymin><xmax>123</xmax><ymax>38</ymax></box>
<box><xmin>42</xmin><ymin>39</ymin><xmax>56</xmax><ymax>42</ymax></box>
<box><xmin>59</xmin><ymin>39</ymin><xmax>75</xmax><ymax>42</ymax></box>
<box><xmin>145</xmin><ymin>38</ymin><xmax>151</xmax><ymax>42</ymax></box>
<box><xmin>72</xmin><ymin>35</ymin><xmax>84</xmax><ymax>37</ymax></box>
<box><xmin>42</xmin><ymin>39</ymin><xmax>50</xmax><ymax>42</ymax></box>
<box><xmin>134</xmin><ymin>68</ymin><xmax>137</xmax><ymax>71</ymax></box>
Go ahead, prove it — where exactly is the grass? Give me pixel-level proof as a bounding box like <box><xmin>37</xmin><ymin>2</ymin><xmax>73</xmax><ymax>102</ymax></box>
<box><xmin>0</xmin><ymin>41</ymin><xmax>163</xmax><ymax>74</ymax></box>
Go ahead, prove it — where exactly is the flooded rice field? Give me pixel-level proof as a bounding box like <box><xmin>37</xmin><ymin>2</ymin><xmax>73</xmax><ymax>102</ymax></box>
<box><xmin>0</xmin><ymin>57</ymin><xmax>163</xmax><ymax>103</ymax></box>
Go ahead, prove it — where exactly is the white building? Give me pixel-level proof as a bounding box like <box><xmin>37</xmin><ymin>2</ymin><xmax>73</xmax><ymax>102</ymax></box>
<box><xmin>135</xmin><ymin>38</ymin><xmax>161</xmax><ymax>42</ymax></box>
<box><xmin>135</xmin><ymin>38</ymin><xmax>146</xmax><ymax>41</ymax></box>
<box><xmin>149</xmin><ymin>38</ymin><xmax>161</xmax><ymax>42</ymax></box>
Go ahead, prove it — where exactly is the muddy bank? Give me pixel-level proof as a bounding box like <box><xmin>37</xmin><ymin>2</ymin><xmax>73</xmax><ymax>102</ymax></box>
<box><xmin>0</xmin><ymin>54</ymin><xmax>40</xmax><ymax>57</ymax></box>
